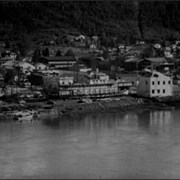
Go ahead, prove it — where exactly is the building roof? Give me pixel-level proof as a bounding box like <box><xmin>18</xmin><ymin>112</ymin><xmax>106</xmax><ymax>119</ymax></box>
<box><xmin>40</xmin><ymin>56</ymin><xmax>76</xmax><ymax>61</ymax></box>
<box><xmin>125</xmin><ymin>57</ymin><xmax>142</xmax><ymax>63</ymax></box>
<box><xmin>140</xmin><ymin>70</ymin><xmax>171</xmax><ymax>78</ymax></box>
<box><xmin>16</xmin><ymin>62</ymin><xmax>35</xmax><ymax>69</ymax></box>
<box><xmin>2</xmin><ymin>60</ymin><xmax>35</xmax><ymax>69</ymax></box>
<box><xmin>35</xmin><ymin>63</ymin><xmax>47</xmax><ymax>66</ymax></box>
<box><xmin>144</xmin><ymin>57</ymin><xmax>167</xmax><ymax>63</ymax></box>
<box><xmin>2</xmin><ymin>60</ymin><xmax>15</xmax><ymax>69</ymax></box>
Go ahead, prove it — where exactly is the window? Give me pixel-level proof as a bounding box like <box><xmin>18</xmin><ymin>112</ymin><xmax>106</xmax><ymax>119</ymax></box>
<box><xmin>158</xmin><ymin>81</ymin><xmax>160</xmax><ymax>85</ymax></box>
<box><xmin>163</xmin><ymin>89</ymin><xmax>165</xmax><ymax>93</ymax></box>
<box><xmin>154</xmin><ymin>74</ymin><xmax>159</xmax><ymax>78</ymax></box>
<box><xmin>146</xmin><ymin>81</ymin><xmax>148</xmax><ymax>85</ymax></box>
<box><xmin>157</xmin><ymin>89</ymin><xmax>160</xmax><ymax>93</ymax></box>
<box><xmin>163</xmin><ymin>81</ymin><xmax>165</xmax><ymax>85</ymax></box>
<box><xmin>152</xmin><ymin>89</ymin><xmax>155</xmax><ymax>94</ymax></box>
<box><xmin>152</xmin><ymin>81</ymin><xmax>154</xmax><ymax>85</ymax></box>
<box><xmin>168</xmin><ymin>81</ymin><xmax>171</xmax><ymax>85</ymax></box>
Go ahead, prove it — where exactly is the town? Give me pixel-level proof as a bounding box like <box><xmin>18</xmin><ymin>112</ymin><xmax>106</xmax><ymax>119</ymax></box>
<box><xmin>2</xmin><ymin>2</ymin><xmax>180</xmax><ymax>179</ymax></box>
<box><xmin>0</xmin><ymin>33</ymin><xmax>179</xmax><ymax>121</ymax></box>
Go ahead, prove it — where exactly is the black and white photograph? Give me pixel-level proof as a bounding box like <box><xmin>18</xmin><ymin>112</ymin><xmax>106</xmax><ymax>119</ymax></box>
<box><xmin>0</xmin><ymin>0</ymin><xmax>180</xmax><ymax>179</ymax></box>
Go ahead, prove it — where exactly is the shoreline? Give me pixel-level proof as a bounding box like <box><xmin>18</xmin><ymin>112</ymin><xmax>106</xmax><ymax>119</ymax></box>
<box><xmin>0</xmin><ymin>95</ymin><xmax>177</xmax><ymax>121</ymax></box>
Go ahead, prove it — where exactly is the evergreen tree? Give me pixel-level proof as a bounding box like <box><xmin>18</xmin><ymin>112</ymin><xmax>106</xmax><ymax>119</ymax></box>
<box><xmin>4</xmin><ymin>36</ymin><xmax>11</xmax><ymax>48</ymax></box>
<box><xmin>42</xmin><ymin>47</ymin><xmax>49</xmax><ymax>57</ymax></box>
<box><xmin>56</xmin><ymin>49</ymin><xmax>62</xmax><ymax>56</ymax></box>
<box><xmin>65</xmin><ymin>49</ymin><xmax>75</xmax><ymax>57</ymax></box>
<box><xmin>32</xmin><ymin>48</ymin><xmax>41</xmax><ymax>63</ymax></box>
<box><xmin>17</xmin><ymin>35</ymin><xmax>31</xmax><ymax>57</ymax></box>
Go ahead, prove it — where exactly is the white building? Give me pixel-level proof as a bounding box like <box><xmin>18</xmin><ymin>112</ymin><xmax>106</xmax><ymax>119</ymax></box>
<box><xmin>59</xmin><ymin>75</ymin><xmax>74</xmax><ymax>85</ymax></box>
<box><xmin>17</xmin><ymin>62</ymin><xmax>35</xmax><ymax>73</ymax></box>
<box><xmin>35</xmin><ymin>63</ymin><xmax>48</xmax><ymax>70</ymax></box>
<box><xmin>137</xmin><ymin>70</ymin><xmax>173</xmax><ymax>98</ymax></box>
<box><xmin>164</xmin><ymin>47</ymin><xmax>173</xmax><ymax>58</ymax></box>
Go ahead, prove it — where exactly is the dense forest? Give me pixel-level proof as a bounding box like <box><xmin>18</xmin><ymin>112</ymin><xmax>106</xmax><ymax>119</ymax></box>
<box><xmin>0</xmin><ymin>1</ymin><xmax>180</xmax><ymax>44</ymax></box>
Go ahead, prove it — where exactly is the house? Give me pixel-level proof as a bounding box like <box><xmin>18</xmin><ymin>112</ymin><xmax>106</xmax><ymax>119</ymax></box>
<box><xmin>59</xmin><ymin>74</ymin><xmax>74</xmax><ymax>85</ymax></box>
<box><xmin>0</xmin><ymin>58</ymin><xmax>13</xmax><ymax>67</ymax></box>
<box><xmin>91</xmin><ymin>36</ymin><xmax>100</xmax><ymax>49</ymax></box>
<box><xmin>39</xmin><ymin>56</ymin><xmax>77</xmax><ymax>69</ymax></box>
<box><xmin>154</xmin><ymin>43</ymin><xmax>161</xmax><ymax>49</ymax></box>
<box><xmin>124</xmin><ymin>57</ymin><xmax>142</xmax><ymax>71</ymax></box>
<box><xmin>75</xmin><ymin>35</ymin><xmax>86</xmax><ymax>42</ymax></box>
<box><xmin>77</xmin><ymin>70</ymin><xmax>110</xmax><ymax>85</ymax></box>
<box><xmin>138</xmin><ymin>57</ymin><xmax>167</xmax><ymax>70</ymax></box>
<box><xmin>137</xmin><ymin>70</ymin><xmax>173</xmax><ymax>98</ymax></box>
<box><xmin>156</xmin><ymin>62</ymin><xmax>174</xmax><ymax>74</ymax></box>
<box><xmin>41</xmin><ymin>69</ymin><xmax>60</xmax><ymax>76</ymax></box>
<box><xmin>164</xmin><ymin>47</ymin><xmax>173</xmax><ymax>58</ymax></box>
<box><xmin>10</xmin><ymin>52</ymin><xmax>17</xmax><ymax>60</ymax></box>
<box><xmin>16</xmin><ymin>62</ymin><xmax>35</xmax><ymax>73</ymax></box>
<box><xmin>111</xmin><ymin>59</ymin><xmax>123</xmax><ymax>72</ymax></box>
<box><xmin>78</xmin><ymin>56</ymin><xmax>102</xmax><ymax>71</ymax></box>
<box><xmin>35</xmin><ymin>63</ymin><xmax>48</xmax><ymax>70</ymax></box>
<box><xmin>90</xmin><ymin>44</ymin><xmax>96</xmax><ymax>50</ymax></box>
<box><xmin>2</xmin><ymin>60</ymin><xmax>35</xmax><ymax>74</ymax></box>
<box><xmin>78</xmin><ymin>64</ymin><xmax>92</xmax><ymax>72</ymax></box>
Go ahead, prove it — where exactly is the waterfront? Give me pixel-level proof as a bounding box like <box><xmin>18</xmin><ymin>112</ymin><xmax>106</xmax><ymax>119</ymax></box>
<box><xmin>1</xmin><ymin>107</ymin><xmax>180</xmax><ymax>179</ymax></box>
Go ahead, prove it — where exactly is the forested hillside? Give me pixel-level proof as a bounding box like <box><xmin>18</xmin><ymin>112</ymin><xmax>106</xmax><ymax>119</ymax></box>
<box><xmin>0</xmin><ymin>1</ymin><xmax>180</xmax><ymax>44</ymax></box>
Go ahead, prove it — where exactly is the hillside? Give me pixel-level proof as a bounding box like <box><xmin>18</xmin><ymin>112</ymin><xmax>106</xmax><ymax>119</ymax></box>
<box><xmin>0</xmin><ymin>1</ymin><xmax>180</xmax><ymax>45</ymax></box>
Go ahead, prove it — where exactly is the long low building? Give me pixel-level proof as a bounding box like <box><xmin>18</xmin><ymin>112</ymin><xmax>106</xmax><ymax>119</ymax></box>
<box><xmin>39</xmin><ymin>56</ymin><xmax>77</xmax><ymax>69</ymax></box>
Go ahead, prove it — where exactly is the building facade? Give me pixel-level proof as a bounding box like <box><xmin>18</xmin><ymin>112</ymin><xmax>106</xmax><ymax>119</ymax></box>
<box><xmin>137</xmin><ymin>70</ymin><xmax>173</xmax><ymax>97</ymax></box>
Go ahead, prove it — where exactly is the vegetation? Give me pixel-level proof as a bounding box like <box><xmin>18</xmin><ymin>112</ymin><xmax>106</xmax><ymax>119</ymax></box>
<box><xmin>64</xmin><ymin>49</ymin><xmax>75</xmax><ymax>57</ymax></box>
<box><xmin>0</xmin><ymin>1</ymin><xmax>180</xmax><ymax>45</ymax></box>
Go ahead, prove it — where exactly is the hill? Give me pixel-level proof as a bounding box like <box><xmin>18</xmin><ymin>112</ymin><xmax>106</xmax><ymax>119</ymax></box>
<box><xmin>0</xmin><ymin>1</ymin><xmax>180</xmax><ymax>45</ymax></box>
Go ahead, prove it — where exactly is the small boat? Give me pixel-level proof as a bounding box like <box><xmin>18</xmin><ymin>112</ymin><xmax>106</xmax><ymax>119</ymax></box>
<box><xmin>77</xmin><ymin>97</ymin><xmax>93</xmax><ymax>104</ymax></box>
<box><xmin>14</xmin><ymin>114</ymin><xmax>33</xmax><ymax>122</ymax></box>
<box><xmin>119</xmin><ymin>89</ymin><xmax>129</xmax><ymax>95</ymax></box>
<box><xmin>13</xmin><ymin>110</ymin><xmax>38</xmax><ymax>122</ymax></box>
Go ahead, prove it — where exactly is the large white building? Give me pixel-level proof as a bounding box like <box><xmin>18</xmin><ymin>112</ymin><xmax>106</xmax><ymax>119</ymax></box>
<box><xmin>137</xmin><ymin>70</ymin><xmax>173</xmax><ymax>97</ymax></box>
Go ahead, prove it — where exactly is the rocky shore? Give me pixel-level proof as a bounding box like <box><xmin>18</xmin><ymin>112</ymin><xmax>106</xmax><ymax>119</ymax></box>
<box><xmin>0</xmin><ymin>96</ymin><xmax>152</xmax><ymax>119</ymax></box>
<box><xmin>0</xmin><ymin>95</ymin><xmax>177</xmax><ymax>121</ymax></box>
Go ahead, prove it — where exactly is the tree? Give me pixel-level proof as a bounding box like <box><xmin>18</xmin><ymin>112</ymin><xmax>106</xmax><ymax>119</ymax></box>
<box><xmin>42</xmin><ymin>47</ymin><xmax>49</xmax><ymax>57</ymax></box>
<box><xmin>141</xmin><ymin>44</ymin><xmax>155</xmax><ymax>58</ymax></box>
<box><xmin>64</xmin><ymin>49</ymin><xmax>75</xmax><ymax>57</ymax></box>
<box><xmin>32</xmin><ymin>48</ymin><xmax>41</xmax><ymax>63</ymax></box>
<box><xmin>4</xmin><ymin>69</ymin><xmax>17</xmax><ymax>84</ymax></box>
<box><xmin>16</xmin><ymin>35</ymin><xmax>31</xmax><ymax>57</ymax></box>
<box><xmin>102</xmin><ymin>48</ymin><xmax>109</xmax><ymax>59</ymax></box>
<box><xmin>56</xmin><ymin>49</ymin><xmax>62</xmax><ymax>56</ymax></box>
<box><xmin>0</xmin><ymin>67</ymin><xmax>6</xmax><ymax>78</ymax></box>
<box><xmin>4</xmin><ymin>36</ymin><xmax>11</xmax><ymax>48</ymax></box>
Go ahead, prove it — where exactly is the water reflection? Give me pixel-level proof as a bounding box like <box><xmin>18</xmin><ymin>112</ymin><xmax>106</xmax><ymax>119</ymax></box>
<box><xmin>137</xmin><ymin>109</ymin><xmax>173</xmax><ymax>134</ymax></box>
<box><xmin>0</xmin><ymin>108</ymin><xmax>179</xmax><ymax>178</ymax></box>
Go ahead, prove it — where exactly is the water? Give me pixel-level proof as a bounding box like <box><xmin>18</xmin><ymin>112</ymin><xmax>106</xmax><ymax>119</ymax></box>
<box><xmin>1</xmin><ymin>107</ymin><xmax>180</xmax><ymax>179</ymax></box>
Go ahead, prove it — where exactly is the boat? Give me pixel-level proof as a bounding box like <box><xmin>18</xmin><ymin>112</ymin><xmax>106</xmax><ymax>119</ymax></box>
<box><xmin>119</xmin><ymin>89</ymin><xmax>129</xmax><ymax>95</ymax></box>
<box><xmin>77</xmin><ymin>97</ymin><xmax>93</xmax><ymax>103</ymax></box>
<box><xmin>13</xmin><ymin>110</ymin><xmax>38</xmax><ymax>122</ymax></box>
<box><xmin>58</xmin><ymin>70</ymin><xmax>133</xmax><ymax>99</ymax></box>
<box><xmin>14</xmin><ymin>113</ymin><xmax>34</xmax><ymax>122</ymax></box>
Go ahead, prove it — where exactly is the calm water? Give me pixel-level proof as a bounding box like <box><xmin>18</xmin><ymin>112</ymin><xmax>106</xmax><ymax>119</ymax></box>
<box><xmin>1</xmin><ymin>107</ymin><xmax>180</xmax><ymax>179</ymax></box>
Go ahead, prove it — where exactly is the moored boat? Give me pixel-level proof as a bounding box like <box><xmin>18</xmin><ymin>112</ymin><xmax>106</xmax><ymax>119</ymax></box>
<box><xmin>13</xmin><ymin>110</ymin><xmax>38</xmax><ymax>122</ymax></box>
